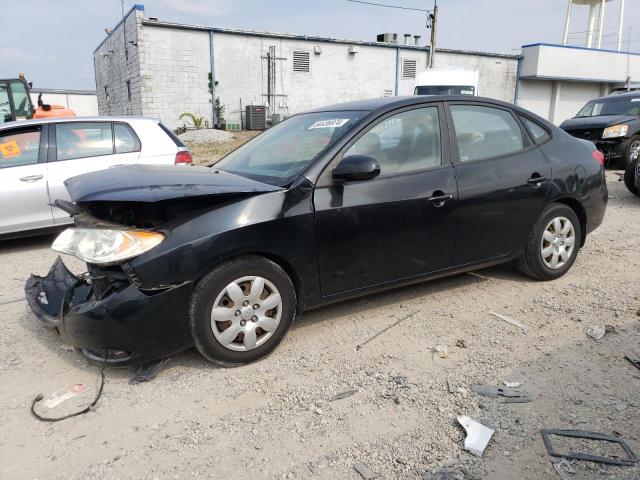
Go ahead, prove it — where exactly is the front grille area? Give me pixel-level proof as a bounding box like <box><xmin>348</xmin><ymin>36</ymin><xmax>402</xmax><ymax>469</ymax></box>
<box><xmin>595</xmin><ymin>140</ymin><xmax>624</xmax><ymax>160</ymax></box>
<box><xmin>567</xmin><ymin>128</ymin><xmax>603</xmax><ymax>141</ymax></box>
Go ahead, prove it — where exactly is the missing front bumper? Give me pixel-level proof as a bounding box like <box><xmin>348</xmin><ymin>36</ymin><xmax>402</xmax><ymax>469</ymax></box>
<box><xmin>25</xmin><ymin>257</ymin><xmax>195</xmax><ymax>365</ymax></box>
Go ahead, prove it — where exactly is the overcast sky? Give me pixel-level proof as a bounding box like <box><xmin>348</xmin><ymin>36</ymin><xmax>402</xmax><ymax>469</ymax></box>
<box><xmin>1</xmin><ymin>0</ymin><xmax>638</xmax><ymax>90</ymax></box>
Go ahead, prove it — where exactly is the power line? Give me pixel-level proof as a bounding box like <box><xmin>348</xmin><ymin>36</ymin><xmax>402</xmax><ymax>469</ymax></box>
<box><xmin>346</xmin><ymin>0</ymin><xmax>430</xmax><ymax>13</ymax></box>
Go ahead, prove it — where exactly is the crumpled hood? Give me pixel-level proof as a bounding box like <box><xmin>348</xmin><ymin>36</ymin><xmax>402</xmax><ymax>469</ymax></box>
<box><xmin>64</xmin><ymin>164</ymin><xmax>282</xmax><ymax>203</ymax></box>
<box><xmin>560</xmin><ymin>114</ymin><xmax>638</xmax><ymax>131</ymax></box>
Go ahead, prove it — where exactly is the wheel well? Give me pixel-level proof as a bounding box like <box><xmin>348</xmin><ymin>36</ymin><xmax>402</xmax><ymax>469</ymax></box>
<box><xmin>554</xmin><ymin>198</ymin><xmax>587</xmax><ymax>246</ymax></box>
<box><xmin>196</xmin><ymin>252</ymin><xmax>305</xmax><ymax>314</ymax></box>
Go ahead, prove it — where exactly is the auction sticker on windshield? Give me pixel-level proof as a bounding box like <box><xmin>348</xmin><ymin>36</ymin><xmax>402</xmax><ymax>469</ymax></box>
<box><xmin>308</xmin><ymin>119</ymin><xmax>350</xmax><ymax>129</ymax></box>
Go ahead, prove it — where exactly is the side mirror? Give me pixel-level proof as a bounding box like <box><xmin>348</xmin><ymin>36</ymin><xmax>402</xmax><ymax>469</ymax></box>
<box><xmin>332</xmin><ymin>155</ymin><xmax>381</xmax><ymax>182</ymax></box>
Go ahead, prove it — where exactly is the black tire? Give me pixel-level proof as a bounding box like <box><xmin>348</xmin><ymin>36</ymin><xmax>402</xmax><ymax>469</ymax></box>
<box><xmin>624</xmin><ymin>160</ymin><xmax>640</xmax><ymax>196</ymax></box>
<box><xmin>622</xmin><ymin>135</ymin><xmax>640</xmax><ymax>170</ymax></box>
<box><xmin>517</xmin><ymin>203</ymin><xmax>582</xmax><ymax>280</ymax></box>
<box><xmin>189</xmin><ymin>256</ymin><xmax>296</xmax><ymax>365</ymax></box>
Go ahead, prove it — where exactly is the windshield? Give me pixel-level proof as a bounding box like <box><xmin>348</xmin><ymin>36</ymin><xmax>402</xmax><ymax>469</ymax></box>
<box><xmin>415</xmin><ymin>85</ymin><xmax>475</xmax><ymax>96</ymax></box>
<box><xmin>216</xmin><ymin>111</ymin><xmax>365</xmax><ymax>185</ymax></box>
<box><xmin>576</xmin><ymin>97</ymin><xmax>640</xmax><ymax>117</ymax></box>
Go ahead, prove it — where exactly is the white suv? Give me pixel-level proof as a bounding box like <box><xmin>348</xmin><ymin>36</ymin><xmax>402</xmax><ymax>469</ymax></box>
<box><xmin>0</xmin><ymin>117</ymin><xmax>192</xmax><ymax>237</ymax></box>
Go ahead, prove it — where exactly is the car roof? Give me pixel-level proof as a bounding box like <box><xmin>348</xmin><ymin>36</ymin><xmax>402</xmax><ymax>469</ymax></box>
<box><xmin>0</xmin><ymin>116</ymin><xmax>160</xmax><ymax>130</ymax></box>
<box><xmin>307</xmin><ymin>95</ymin><xmax>524</xmax><ymax>114</ymax></box>
<box><xmin>595</xmin><ymin>91</ymin><xmax>640</xmax><ymax>101</ymax></box>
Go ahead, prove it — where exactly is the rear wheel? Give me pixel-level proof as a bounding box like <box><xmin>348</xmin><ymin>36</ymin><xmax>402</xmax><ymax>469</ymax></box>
<box><xmin>190</xmin><ymin>256</ymin><xmax>296</xmax><ymax>365</ymax></box>
<box><xmin>624</xmin><ymin>160</ymin><xmax>639</xmax><ymax>196</ymax></box>
<box><xmin>517</xmin><ymin>204</ymin><xmax>581</xmax><ymax>280</ymax></box>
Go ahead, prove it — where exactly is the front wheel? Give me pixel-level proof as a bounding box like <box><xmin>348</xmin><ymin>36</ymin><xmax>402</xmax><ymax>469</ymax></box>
<box><xmin>517</xmin><ymin>204</ymin><xmax>582</xmax><ymax>280</ymax></box>
<box><xmin>623</xmin><ymin>135</ymin><xmax>640</xmax><ymax>169</ymax></box>
<box><xmin>190</xmin><ymin>256</ymin><xmax>296</xmax><ymax>365</ymax></box>
<box><xmin>624</xmin><ymin>160</ymin><xmax>639</xmax><ymax>196</ymax></box>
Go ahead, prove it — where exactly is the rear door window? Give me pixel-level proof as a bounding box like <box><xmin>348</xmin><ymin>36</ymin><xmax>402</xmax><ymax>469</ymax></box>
<box><xmin>450</xmin><ymin>105</ymin><xmax>524</xmax><ymax>162</ymax></box>
<box><xmin>0</xmin><ymin>128</ymin><xmax>41</xmax><ymax>168</ymax></box>
<box><xmin>55</xmin><ymin>122</ymin><xmax>113</xmax><ymax>161</ymax></box>
<box><xmin>520</xmin><ymin>116</ymin><xmax>550</xmax><ymax>144</ymax></box>
<box><xmin>114</xmin><ymin>123</ymin><xmax>141</xmax><ymax>153</ymax></box>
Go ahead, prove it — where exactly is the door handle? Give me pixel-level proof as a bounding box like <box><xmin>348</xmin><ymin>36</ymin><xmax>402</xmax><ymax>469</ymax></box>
<box><xmin>527</xmin><ymin>174</ymin><xmax>547</xmax><ymax>187</ymax></box>
<box><xmin>427</xmin><ymin>192</ymin><xmax>454</xmax><ymax>207</ymax></box>
<box><xmin>19</xmin><ymin>175</ymin><xmax>44</xmax><ymax>182</ymax></box>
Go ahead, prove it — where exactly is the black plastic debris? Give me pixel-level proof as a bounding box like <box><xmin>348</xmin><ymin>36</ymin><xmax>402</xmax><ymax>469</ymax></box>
<box><xmin>541</xmin><ymin>429</ymin><xmax>639</xmax><ymax>466</ymax></box>
<box><xmin>470</xmin><ymin>384</ymin><xmax>532</xmax><ymax>403</ymax></box>
<box><xmin>129</xmin><ymin>357</ymin><xmax>171</xmax><ymax>384</ymax></box>
<box><xmin>626</xmin><ymin>351</ymin><xmax>640</xmax><ymax>370</ymax></box>
<box><xmin>330</xmin><ymin>389</ymin><xmax>358</xmax><ymax>401</ymax></box>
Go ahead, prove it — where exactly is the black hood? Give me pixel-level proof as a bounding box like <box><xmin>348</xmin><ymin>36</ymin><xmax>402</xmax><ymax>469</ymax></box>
<box><xmin>65</xmin><ymin>165</ymin><xmax>282</xmax><ymax>203</ymax></box>
<box><xmin>560</xmin><ymin>114</ymin><xmax>638</xmax><ymax>131</ymax></box>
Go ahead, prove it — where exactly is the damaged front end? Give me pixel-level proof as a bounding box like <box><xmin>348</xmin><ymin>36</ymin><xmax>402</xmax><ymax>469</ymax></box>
<box><xmin>25</xmin><ymin>165</ymin><xmax>283</xmax><ymax>364</ymax></box>
<box><xmin>25</xmin><ymin>201</ymin><xmax>195</xmax><ymax>365</ymax></box>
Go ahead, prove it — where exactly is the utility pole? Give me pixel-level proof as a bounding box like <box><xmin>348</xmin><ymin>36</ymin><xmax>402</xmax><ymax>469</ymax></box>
<box><xmin>428</xmin><ymin>0</ymin><xmax>437</xmax><ymax>68</ymax></box>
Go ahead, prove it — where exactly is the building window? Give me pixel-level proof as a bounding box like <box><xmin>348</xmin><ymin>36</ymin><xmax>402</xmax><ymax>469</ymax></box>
<box><xmin>402</xmin><ymin>59</ymin><xmax>417</xmax><ymax>79</ymax></box>
<box><xmin>104</xmin><ymin>85</ymin><xmax>110</xmax><ymax>103</ymax></box>
<box><xmin>293</xmin><ymin>51</ymin><xmax>310</xmax><ymax>73</ymax></box>
<box><xmin>126</xmin><ymin>80</ymin><xmax>132</xmax><ymax>101</ymax></box>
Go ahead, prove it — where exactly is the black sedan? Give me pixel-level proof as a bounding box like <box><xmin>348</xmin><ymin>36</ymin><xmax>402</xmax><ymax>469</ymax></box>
<box><xmin>26</xmin><ymin>96</ymin><xmax>608</xmax><ymax>366</ymax></box>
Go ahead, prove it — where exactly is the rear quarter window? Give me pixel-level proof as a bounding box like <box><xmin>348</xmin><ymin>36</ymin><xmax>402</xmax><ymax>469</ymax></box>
<box><xmin>520</xmin><ymin>116</ymin><xmax>550</xmax><ymax>144</ymax></box>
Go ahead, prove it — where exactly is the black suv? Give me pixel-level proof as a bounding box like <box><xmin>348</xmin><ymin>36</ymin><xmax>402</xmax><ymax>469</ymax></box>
<box><xmin>560</xmin><ymin>91</ymin><xmax>640</xmax><ymax>169</ymax></box>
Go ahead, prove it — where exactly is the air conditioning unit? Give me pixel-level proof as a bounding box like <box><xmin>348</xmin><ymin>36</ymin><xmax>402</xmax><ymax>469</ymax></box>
<box><xmin>245</xmin><ymin>105</ymin><xmax>266</xmax><ymax>130</ymax></box>
<box><xmin>348</xmin><ymin>45</ymin><xmax>359</xmax><ymax>54</ymax></box>
<box><xmin>376</xmin><ymin>33</ymin><xmax>398</xmax><ymax>44</ymax></box>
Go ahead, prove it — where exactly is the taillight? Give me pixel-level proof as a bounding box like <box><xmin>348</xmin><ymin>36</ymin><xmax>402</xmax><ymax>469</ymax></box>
<box><xmin>592</xmin><ymin>150</ymin><xmax>605</xmax><ymax>166</ymax></box>
<box><xmin>175</xmin><ymin>151</ymin><xmax>192</xmax><ymax>165</ymax></box>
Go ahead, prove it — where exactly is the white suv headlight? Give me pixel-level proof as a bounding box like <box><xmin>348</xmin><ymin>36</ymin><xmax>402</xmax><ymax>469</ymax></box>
<box><xmin>602</xmin><ymin>124</ymin><xmax>628</xmax><ymax>139</ymax></box>
<box><xmin>52</xmin><ymin>228</ymin><xmax>165</xmax><ymax>265</ymax></box>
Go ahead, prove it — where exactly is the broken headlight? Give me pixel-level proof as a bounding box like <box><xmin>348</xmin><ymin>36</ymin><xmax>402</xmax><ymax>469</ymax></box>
<box><xmin>52</xmin><ymin>228</ymin><xmax>164</xmax><ymax>265</ymax></box>
<box><xmin>602</xmin><ymin>124</ymin><xmax>628</xmax><ymax>139</ymax></box>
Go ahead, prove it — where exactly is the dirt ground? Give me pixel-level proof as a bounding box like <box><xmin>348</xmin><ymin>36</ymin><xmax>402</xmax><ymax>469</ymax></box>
<box><xmin>0</xmin><ymin>171</ymin><xmax>638</xmax><ymax>480</ymax></box>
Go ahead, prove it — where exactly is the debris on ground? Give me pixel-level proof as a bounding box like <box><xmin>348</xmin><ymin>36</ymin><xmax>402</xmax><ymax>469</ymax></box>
<box><xmin>585</xmin><ymin>325</ymin><xmax>616</xmax><ymax>340</ymax></box>
<box><xmin>433</xmin><ymin>345</ymin><xmax>448</xmax><ymax>359</ymax></box>
<box><xmin>626</xmin><ymin>351</ymin><xmax>640</xmax><ymax>370</ymax></box>
<box><xmin>489</xmin><ymin>311</ymin><xmax>528</xmax><ymax>331</ymax></box>
<box><xmin>43</xmin><ymin>383</ymin><xmax>88</xmax><ymax>409</ymax></box>
<box><xmin>353</xmin><ymin>461</ymin><xmax>378</xmax><ymax>479</ymax></box>
<box><xmin>471</xmin><ymin>384</ymin><xmax>532</xmax><ymax>403</ymax></box>
<box><xmin>551</xmin><ymin>458</ymin><xmax>576</xmax><ymax>480</ymax></box>
<box><xmin>503</xmin><ymin>380</ymin><xmax>523</xmax><ymax>388</ymax></box>
<box><xmin>355</xmin><ymin>311</ymin><xmax>418</xmax><ymax>350</ymax></box>
<box><xmin>329</xmin><ymin>389</ymin><xmax>357</xmax><ymax>401</ymax></box>
<box><xmin>129</xmin><ymin>358</ymin><xmax>171</xmax><ymax>384</ymax></box>
<box><xmin>455</xmin><ymin>339</ymin><xmax>467</xmax><ymax>348</ymax></box>
<box><xmin>541</xmin><ymin>429</ymin><xmax>639</xmax><ymax>466</ymax></box>
<box><xmin>457</xmin><ymin>416</ymin><xmax>494</xmax><ymax>457</ymax></box>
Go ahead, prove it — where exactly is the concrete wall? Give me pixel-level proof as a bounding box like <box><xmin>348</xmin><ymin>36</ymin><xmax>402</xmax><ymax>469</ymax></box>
<box><xmin>29</xmin><ymin>90</ymin><xmax>98</xmax><ymax>116</ymax></box>
<box><xmin>517</xmin><ymin>79</ymin><xmax>606</xmax><ymax>124</ymax></box>
<box><xmin>94</xmin><ymin>6</ymin><xmax>144</xmax><ymax>116</ymax></box>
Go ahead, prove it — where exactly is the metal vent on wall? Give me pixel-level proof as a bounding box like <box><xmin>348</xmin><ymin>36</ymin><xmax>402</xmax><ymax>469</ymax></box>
<box><xmin>402</xmin><ymin>59</ymin><xmax>417</xmax><ymax>78</ymax></box>
<box><xmin>293</xmin><ymin>51</ymin><xmax>310</xmax><ymax>72</ymax></box>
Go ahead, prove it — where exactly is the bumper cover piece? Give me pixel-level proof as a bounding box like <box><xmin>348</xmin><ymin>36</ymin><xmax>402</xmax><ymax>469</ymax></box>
<box><xmin>25</xmin><ymin>256</ymin><xmax>194</xmax><ymax>365</ymax></box>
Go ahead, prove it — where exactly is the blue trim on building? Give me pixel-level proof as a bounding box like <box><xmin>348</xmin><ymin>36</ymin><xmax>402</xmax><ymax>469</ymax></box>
<box><xmin>93</xmin><ymin>4</ymin><xmax>145</xmax><ymax>54</ymax></box>
<box><xmin>521</xmin><ymin>42</ymin><xmax>640</xmax><ymax>57</ymax></box>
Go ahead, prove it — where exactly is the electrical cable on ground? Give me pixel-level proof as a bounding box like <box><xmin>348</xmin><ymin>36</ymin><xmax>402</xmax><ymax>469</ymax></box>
<box><xmin>30</xmin><ymin>358</ymin><xmax>107</xmax><ymax>423</ymax></box>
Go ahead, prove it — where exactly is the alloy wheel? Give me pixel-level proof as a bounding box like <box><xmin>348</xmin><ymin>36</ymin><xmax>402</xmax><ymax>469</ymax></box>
<box><xmin>630</xmin><ymin>140</ymin><xmax>640</xmax><ymax>163</ymax></box>
<box><xmin>540</xmin><ymin>216</ymin><xmax>576</xmax><ymax>269</ymax></box>
<box><xmin>210</xmin><ymin>276</ymin><xmax>282</xmax><ymax>352</ymax></box>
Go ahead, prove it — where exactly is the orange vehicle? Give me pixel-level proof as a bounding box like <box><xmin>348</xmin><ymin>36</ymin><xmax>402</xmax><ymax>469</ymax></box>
<box><xmin>0</xmin><ymin>76</ymin><xmax>75</xmax><ymax>124</ymax></box>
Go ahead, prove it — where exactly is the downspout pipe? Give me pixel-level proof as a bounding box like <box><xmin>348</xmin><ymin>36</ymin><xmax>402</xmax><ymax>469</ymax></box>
<box><xmin>209</xmin><ymin>30</ymin><xmax>217</xmax><ymax>127</ymax></box>
<box><xmin>394</xmin><ymin>47</ymin><xmax>400</xmax><ymax>96</ymax></box>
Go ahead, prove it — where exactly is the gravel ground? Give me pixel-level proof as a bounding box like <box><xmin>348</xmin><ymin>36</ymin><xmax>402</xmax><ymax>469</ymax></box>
<box><xmin>178</xmin><ymin>129</ymin><xmax>233</xmax><ymax>144</ymax></box>
<box><xmin>181</xmin><ymin>130</ymin><xmax>261</xmax><ymax>166</ymax></box>
<box><xmin>0</xmin><ymin>172</ymin><xmax>638</xmax><ymax>480</ymax></box>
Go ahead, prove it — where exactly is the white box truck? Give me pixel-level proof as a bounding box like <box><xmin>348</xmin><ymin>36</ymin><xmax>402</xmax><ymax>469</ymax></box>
<box><xmin>414</xmin><ymin>69</ymin><xmax>479</xmax><ymax>96</ymax></box>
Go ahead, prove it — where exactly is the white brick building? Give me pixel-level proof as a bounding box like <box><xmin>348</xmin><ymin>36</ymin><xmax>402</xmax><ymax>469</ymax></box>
<box><xmin>94</xmin><ymin>5</ymin><xmax>519</xmax><ymax>130</ymax></box>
